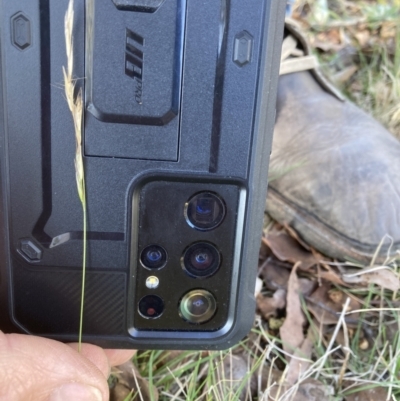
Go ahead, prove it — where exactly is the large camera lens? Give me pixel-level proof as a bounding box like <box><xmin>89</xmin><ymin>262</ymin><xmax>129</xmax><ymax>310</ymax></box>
<box><xmin>179</xmin><ymin>289</ymin><xmax>217</xmax><ymax>324</ymax></box>
<box><xmin>182</xmin><ymin>242</ymin><xmax>221</xmax><ymax>278</ymax></box>
<box><xmin>138</xmin><ymin>295</ymin><xmax>164</xmax><ymax>319</ymax></box>
<box><xmin>185</xmin><ymin>192</ymin><xmax>226</xmax><ymax>231</ymax></box>
<box><xmin>140</xmin><ymin>245</ymin><xmax>167</xmax><ymax>269</ymax></box>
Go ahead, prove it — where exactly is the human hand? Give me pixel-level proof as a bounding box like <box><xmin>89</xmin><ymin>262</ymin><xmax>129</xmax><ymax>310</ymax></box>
<box><xmin>0</xmin><ymin>331</ymin><xmax>135</xmax><ymax>401</ymax></box>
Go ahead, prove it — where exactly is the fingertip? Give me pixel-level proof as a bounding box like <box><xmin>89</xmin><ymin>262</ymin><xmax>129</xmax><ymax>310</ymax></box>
<box><xmin>68</xmin><ymin>343</ymin><xmax>110</xmax><ymax>379</ymax></box>
<box><xmin>103</xmin><ymin>349</ymin><xmax>136</xmax><ymax>367</ymax></box>
<box><xmin>0</xmin><ymin>334</ymin><xmax>110</xmax><ymax>400</ymax></box>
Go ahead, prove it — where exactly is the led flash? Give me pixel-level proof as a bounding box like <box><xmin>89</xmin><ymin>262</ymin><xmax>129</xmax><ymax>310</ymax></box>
<box><xmin>146</xmin><ymin>276</ymin><xmax>159</xmax><ymax>289</ymax></box>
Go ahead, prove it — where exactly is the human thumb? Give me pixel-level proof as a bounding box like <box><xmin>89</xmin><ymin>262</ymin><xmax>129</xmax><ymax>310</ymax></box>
<box><xmin>0</xmin><ymin>332</ymin><xmax>109</xmax><ymax>401</ymax></box>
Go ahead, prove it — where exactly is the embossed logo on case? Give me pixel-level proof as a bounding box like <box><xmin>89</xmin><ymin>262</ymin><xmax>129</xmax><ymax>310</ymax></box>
<box><xmin>125</xmin><ymin>28</ymin><xmax>144</xmax><ymax>104</ymax></box>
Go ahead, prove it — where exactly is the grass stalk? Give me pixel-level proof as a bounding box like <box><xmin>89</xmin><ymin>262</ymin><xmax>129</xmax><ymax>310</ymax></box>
<box><xmin>63</xmin><ymin>0</ymin><xmax>87</xmax><ymax>352</ymax></box>
<box><xmin>78</xmin><ymin>196</ymin><xmax>87</xmax><ymax>350</ymax></box>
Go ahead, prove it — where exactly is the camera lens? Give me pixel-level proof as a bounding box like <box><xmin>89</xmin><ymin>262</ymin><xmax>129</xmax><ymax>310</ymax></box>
<box><xmin>185</xmin><ymin>192</ymin><xmax>226</xmax><ymax>231</ymax></box>
<box><xmin>138</xmin><ymin>295</ymin><xmax>164</xmax><ymax>319</ymax></box>
<box><xmin>182</xmin><ymin>242</ymin><xmax>221</xmax><ymax>278</ymax></box>
<box><xmin>179</xmin><ymin>289</ymin><xmax>217</xmax><ymax>324</ymax></box>
<box><xmin>140</xmin><ymin>245</ymin><xmax>167</xmax><ymax>269</ymax></box>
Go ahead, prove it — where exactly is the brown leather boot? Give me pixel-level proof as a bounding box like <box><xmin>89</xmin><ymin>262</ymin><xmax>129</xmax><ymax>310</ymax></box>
<box><xmin>266</xmin><ymin>20</ymin><xmax>400</xmax><ymax>264</ymax></box>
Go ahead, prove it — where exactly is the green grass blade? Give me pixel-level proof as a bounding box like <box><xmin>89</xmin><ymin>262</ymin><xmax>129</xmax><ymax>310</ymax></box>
<box><xmin>78</xmin><ymin>194</ymin><xmax>87</xmax><ymax>352</ymax></box>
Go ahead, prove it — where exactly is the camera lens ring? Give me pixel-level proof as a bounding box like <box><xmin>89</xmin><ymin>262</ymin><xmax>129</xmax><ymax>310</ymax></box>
<box><xmin>181</xmin><ymin>242</ymin><xmax>221</xmax><ymax>278</ymax></box>
<box><xmin>179</xmin><ymin>289</ymin><xmax>217</xmax><ymax>324</ymax></box>
<box><xmin>140</xmin><ymin>244</ymin><xmax>167</xmax><ymax>270</ymax></box>
<box><xmin>184</xmin><ymin>191</ymin><xmax>226</xmax><ymax>231</ymax></box>
<box><xmin>138</xmin><ymin>295</ymin><xmax>164</xmax><ymax>319</ymax></box>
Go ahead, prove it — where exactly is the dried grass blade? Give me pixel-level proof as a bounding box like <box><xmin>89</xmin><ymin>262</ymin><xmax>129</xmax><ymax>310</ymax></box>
<box><xmin>63</xmin><ymin>0</ymin><xmax>87</xmax><ymax>352</ymax></box>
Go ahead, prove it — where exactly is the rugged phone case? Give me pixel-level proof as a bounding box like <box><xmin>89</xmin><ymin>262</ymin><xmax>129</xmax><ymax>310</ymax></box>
<box><xmin>0</xmin><ymin>0</ymin><xmax>285</xmax><ymax>349</ymax></box>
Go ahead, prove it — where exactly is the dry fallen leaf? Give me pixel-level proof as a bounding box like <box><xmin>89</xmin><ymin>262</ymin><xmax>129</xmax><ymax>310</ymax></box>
<box><xmin>317</xmin><ymin>266</ymin><xmax>348</xmax><ymax>286</ymax></box>
<box><xmin>344</xmin><ymin>385</ymin><xmax>388</xmax><ymax>401</ymax></box>
<box><xmin>284</xmin><ymin>224</ymin><xmax>311</xmax><ymax>251</ymax></box>
<box><xmin>332</xmin><ymin>65</ymin><xmax>358</xmax><ymax>84</ymax></box>
<box><xmin>266</xmin><ymin>378</ymin><xmax>335</xmax><ymax>401</ymax></box>
<box><xmin>259</xmin><ymin>257</ymin><xmax>315</xmax><ymax>296</ymax></box>
<box><xmin>279</xmin><ymin>264</ymin><xmax>313</xmax><ymax>386</ymax></box>
<box><xmin>380</xmin><ymin>21</ymin><xmax>396</xmax><ymax>40</ymax></box>
<box><xmin>342</xmin><ymin>267</ymin><xmax>400</xmax><ymax>292</ymax></box>
<box><xmin>328</xmin><ymin>288</ymin><xmax>344</xmax><ymax>304</ymax></box>
<box><xmin>259</xmin><ymin>239</ymin><xmax>271</xmax><ymax>264</ymax></box>
<box><xmin>325</xmin><ymin>327</ymin><xmax>346</xmax><ymax>348</ymax></box>
<box><xmin>263</xmin><ymin>232</ymin><xmax>318</xmax><ymax>270</ymax></box>
<box><xmin>280</xmin><ymin>264</ymin><xmax>306</xmax><ymax>355</ymax></box>
<box><xmin>298</xmin><ymin>278</ymin><xmax>316</xmax><ymax>297</ymax></box>
<box><xmin>285</xmin><ymin>330</ymin><xmax>314</xmax><ymax>386</ymax></box>
<box><xmin>112</xmin><ymin>360</ymin><xmax>159</xmax><ymax>401</ymax></box>
<box><xmin>306</xmin><ymin>282</ymin><xmax>361</xmax><ymax>326</ymax></box>
<box><xmin>231</xmin><ymin>355</ymin><xmax>333</xmax><ymax>400</ymax></box>
<box><xmin>313</xmin><ymin>28</ymin><xmax>343</xmax><ymax>50</ymax></box>
<box><xmin>259</xmin><ymin>257</ymin><xmax>291</xmax><ymax>291</ymax></box>
<box><xmin>110</xmin><ymin>383</ymin><xmax>132</xmax><ymax>401</ymax></box>
<box><xmin>257</xmin><ymin>289</ymin><xmax>286</xmax><ymax>319</ymax></box>
<box><xmin>213</xmin><ymin>353</ymin><xmax>256</xmax><ymax>401</ymax></box>
<box><xmin>354</xmin><ymin>29</ymin><xmax>370</xmax><ymax>47</ymax></box>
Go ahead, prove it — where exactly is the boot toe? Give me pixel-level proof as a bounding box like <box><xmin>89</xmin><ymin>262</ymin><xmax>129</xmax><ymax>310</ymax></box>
<box><xmin>267</xmin><ymin>72</ymin><xmax>400</xmax><ymax>263</ymax></box>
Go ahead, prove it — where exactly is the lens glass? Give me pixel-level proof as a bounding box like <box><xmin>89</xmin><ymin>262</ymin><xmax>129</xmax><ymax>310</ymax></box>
<box><xmin>179</xmin><ymin>289</ymin><xmax>217</xmax><ymax>324</ymax></box>
<box><xmin>185</xmin><ymin>192</ymin><xmax>225</xmax><ymax>231</ymax></box>
<box><xmin>182</xmin><ymin>242</ymin><xmax>221</xmax><ymax>278</ymax></box>
<box><xmin>140</xmin><ymin>245</ymin><xmax>167</xmax><ymax>269</ymax></box>
<box><xmin>138</xmin><ymin>295</ymin><xmax>164</xmax><ymax>319</ymax></box>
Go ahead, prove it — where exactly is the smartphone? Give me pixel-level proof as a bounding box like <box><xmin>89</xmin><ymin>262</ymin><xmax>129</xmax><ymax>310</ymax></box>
<box><xmin>0</xmin><ymin>0</ymin><xmax>285</xmax><ymax>349</ymax></box>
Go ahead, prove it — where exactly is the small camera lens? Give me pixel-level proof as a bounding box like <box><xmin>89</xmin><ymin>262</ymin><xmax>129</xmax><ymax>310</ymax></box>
<box><xmin>179</xmin><ymin>289</ymin><xmax>217</xmax><ymax>324</ymax></box>
<box><xmin>185</xmin><ymin>192</ymin><xmax>226</xmax><ymax>231</ymax></box>
<box><xmin>182</xmin><ymin>242</ymin><xmax>221</xmax><ymax>278</ymax></box>
<box><xmin>138</xmin><ymin>295</ymin><xmax>164</xmax><ymax>319</ymax></box>
<box><xmin>140</xmin><ymin>245</ymin><xmax>167</xmax><ymax>269</ymax></box>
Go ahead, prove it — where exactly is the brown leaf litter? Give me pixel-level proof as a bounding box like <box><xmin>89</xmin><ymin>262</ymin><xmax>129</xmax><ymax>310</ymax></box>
<box><xmin>258</xmin><ymin>217</ymin><xmax>400</xmax><ymax>400</ymax></box>
<box><xmin>341</xmin><ymin>266</ymin><xmax>400</xmax><ymax>292</ymax></box>
<box><xmin>213</xmin><ymin>353</ymin><xmax>256</xmax><ymax>401</ymax></box>
<box><xmin>278</xmin><ymin>263</ymin><xmax>315</xmax><ymax>387</ymax></box>
<box><xmin>257</xmin><ymin>289</ymin><xmax>286</xmax><ymax>319</ymax></box>
<box><xmin>110</xmin><ymin>360</ymin><xmax>159</xmax><ymax>401</ymax></box>
<box><xmin>259</xmin><ymin>257</ymin><xmax>291</xmax><ymax>291</ymax></box>
<box><xmin>279</xmin><ymin>263</ymin><xmax>307</xmax><ymax>356</ymax></box>
<box><xmin>262</xmin><ymin>231</ymin><xmax>318</xmax><ymax>271</ymax></box>
<box><xmin>343</xmin><ymin>385</ymin><xmax>388</xmax><ymax>401</ymax></box>
<box><xmin>306</xmin><ymin>282</ymin><xmax>361</xmax><ymax>327</ymax></box>
<box><xmin>266</xmin><ymin>377</ymin><xmax>335</xmax><ymax>401</ymax></box>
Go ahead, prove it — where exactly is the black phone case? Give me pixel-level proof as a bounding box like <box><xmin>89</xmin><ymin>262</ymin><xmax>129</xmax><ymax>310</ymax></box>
<box><xmin>0</xmin><ymin>0</ymin><xmax>285</xmax><ymax>349</ymax></box>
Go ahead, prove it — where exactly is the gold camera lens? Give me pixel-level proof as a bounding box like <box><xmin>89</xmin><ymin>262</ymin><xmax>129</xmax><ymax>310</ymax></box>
<box><xmin>179</xmin><ymin>289</ymin><xmax>217</xmax><ymax>324</ymax></box>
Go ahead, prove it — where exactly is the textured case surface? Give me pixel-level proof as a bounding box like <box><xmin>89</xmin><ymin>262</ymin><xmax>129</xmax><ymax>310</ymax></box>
<box><xmin>0</xmin><ymin>0</ymin><xmax>285</xmax><ymax>349</ymax></box>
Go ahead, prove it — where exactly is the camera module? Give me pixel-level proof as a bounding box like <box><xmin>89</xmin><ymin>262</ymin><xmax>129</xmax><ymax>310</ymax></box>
<box><xmin>184</xmin><ymin>192</ymin><xmax>226</xmax><ymax>231</ymax></box>
<box><xmin>179</xmin><ymin>289</ymin><xmax>217</xmax><ymax>324</ymax></box>
<box><xmin>140</xmin><ymin>245</ymin><xmax>167</xmax><ymax>269</ymax></box>
<box><xmin>182</xmin><ymin>242</ymin><xmax>221</xmax><ymax>278</ymax></box>
<box><xmin>138</xmin><ymin>295</ymin><xmax>164</xmax><ymax>319</ymax></box>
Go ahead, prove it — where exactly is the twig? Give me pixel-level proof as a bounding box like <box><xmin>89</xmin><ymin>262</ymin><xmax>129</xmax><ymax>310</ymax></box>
<box><xmin>337</xmin><ymin>318</ymin><xmax>350</xmax><ymax>389</ymax></box>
